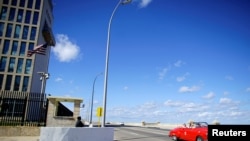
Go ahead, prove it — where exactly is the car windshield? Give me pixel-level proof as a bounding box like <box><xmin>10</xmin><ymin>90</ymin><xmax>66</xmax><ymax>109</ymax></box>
<box><xmin>194</xmin><ymin>122</ymin><xmax>208</xmax><ymax>127</ymax></box>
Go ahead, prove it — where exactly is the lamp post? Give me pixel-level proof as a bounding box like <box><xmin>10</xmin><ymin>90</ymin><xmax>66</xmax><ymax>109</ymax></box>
<box><xmin>102</xmin><ymin>0</ymin><xmax>132</xmax><ymax>127</ymax></box>
<box><xmin>37</xmin><ymin>72</ymin><xmax>49</xmax><ymax>122</ymax></box>
<box><xmin>37</xmin><ymin>72</ymin><xmax>49</xmax><ymax>102</ymax></box>
<box><xmin>89</xmin><ymin>73</ymin><xmax>102</xmax><ymax>127</ymax></box>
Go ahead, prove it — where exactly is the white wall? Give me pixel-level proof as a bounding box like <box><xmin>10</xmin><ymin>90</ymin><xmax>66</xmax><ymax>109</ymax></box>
<box><xmin>40</xmin><ymin>127</ymin><xmax>114</xmax><ymax>141</ymax></box>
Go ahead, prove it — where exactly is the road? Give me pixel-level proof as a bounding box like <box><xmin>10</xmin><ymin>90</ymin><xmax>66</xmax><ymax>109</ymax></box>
<box><xmin>114</xmin><ymin>126</ymin><xmax>173</xmax><ymax>141</ymax></box>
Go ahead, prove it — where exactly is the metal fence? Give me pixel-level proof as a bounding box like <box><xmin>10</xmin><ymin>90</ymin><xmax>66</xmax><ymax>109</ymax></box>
<box><xmin>0</xmin><ymin>91</ymin><xmax>48</xmax><ymax>126</ymax></box>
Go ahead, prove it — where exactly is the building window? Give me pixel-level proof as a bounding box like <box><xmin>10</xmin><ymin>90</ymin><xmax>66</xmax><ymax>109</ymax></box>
<box><xmin>22</xmin><ymin>76</ymin><xmax>29</xmax><ymax>92</ymax></box>
<box><xmin>30</xmin><ymin>27</ymin><xmax>36</xmax><ymax>40</ymax></box>
<box><xmin>0</xmin><ymin>57</ymin><xmax>7</xmax><ymax>72</ymax></box>
<box><xmin>14</xmin><ymin>24</ymin><xmax>21</xmax><ymax>38</ymax></box>
<box><xmin>2</xmin><ymin>40</ymin><xmax>10</xmax><ymax>54</ymax></box>
<box><xmin>11</xmin><ymin>41</ymin><xmax>18</xmax><ymax>55</ymax></box>
<box><xmin>35</xmin><ymin>0</ymin><xmax>41</xmax><ymax>10</ymax></box>
<box><xmin>19</xmin><ymin>0</ymin><xmax>26</xmax><ymax>7</ymax></box>
<box><xmin>28</xmin><ymin>42</ymin><xmax>34</xmax><ymax>50</ymax></box>
<box><xmin>8</xmin><ymin>57</ymin><xmax>16</xmax><ymax>72</ymax></box>
<box><xmin>19</xmin><ymin>42</ymin><xmax>26</xmax><ymax>56</ymax></box>
<box><xmin>25</xmin><ymin>59</ymin><xmax>32</xmax><ymax>74</ymax></box>
<box><xmin>22</xmin><ymin>26</ymin><xmax>29</xmax><ymax>39</ymax></box>
<box><xmin>5</xmin><ymin>23</ymin><xmax>13</xmax><ymax>37</ymax></box>
<box><xmin>0</xmin><ymin>7</ymin><xmax>7</xmax><ymax>20</ymax></box>
<box><xmin>0</xmin><ymin>22</ymin><xmax>4</xmax><ymax>36</ymax></box>
<box><xmin>16</xmin><ymin>58</ymin><xmax>23</xmax><ymax>73</ymax></box>
<box><xmin>32</xmin><ymin>12</ymin><xmax>39</xmax><ymax>25</ymax></box>
<box><xmin>14</xmin><ymin>75</ymin><xmax>21</xmax><ymax>91</ymax></box>
<box><xmin>5</xmin><ymin>75</ymin><xmax>12</xmax><ymax>90</ymax></box>
<box><xmin>11</xmin><ymin>0</ymin><xmax>18</xmax><ymax>6</ymax></box>
<box><xmin>25</xmin><ymin>10</ymin><xmax>31</xmax><ymax>24</ymax></box>
<box><xmin>8</xmin><ymin>8</ymin><xmax>16</xmax><ymax>21</ymax></box>
<box><xmin>27</xmin><ymin>0</ymin><xmax>33</xmax><ymax>9</ymax></box>
<box><xmin>0</xmin><ymin>74</ymin><xmax>3</xmax><ymax>90</ymax></box>
<box><xmin>3</xmin><ymin>0</ymin><xmax>9</xmax><ymax>4</ymax></box>
<box><xmin>17</xmin><ymin>9</ymin><xmax>24</xmax><ymax>23</ymax></box>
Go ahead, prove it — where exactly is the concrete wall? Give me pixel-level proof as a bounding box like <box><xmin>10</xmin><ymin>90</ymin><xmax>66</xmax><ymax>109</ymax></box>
<box><xmin>0</xmin><ymin>126</ymin><xmax>40</xmax><ymax>136</ymax></box>
<box><xmin>40</xmin><ymin>127</ymin><xmax>114</xmax><ymax>141</ymax></box>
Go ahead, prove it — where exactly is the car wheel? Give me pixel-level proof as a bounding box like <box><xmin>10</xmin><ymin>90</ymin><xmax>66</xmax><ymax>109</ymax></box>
<box><xmin>172</xmin><ymin>135</ymin><xmax>179</xmax><ymax>141</ymax></box>
<box><xmin>196</xmin><ymin>136</ymin><xmax>204</xmax><ymax>141</ymax></box>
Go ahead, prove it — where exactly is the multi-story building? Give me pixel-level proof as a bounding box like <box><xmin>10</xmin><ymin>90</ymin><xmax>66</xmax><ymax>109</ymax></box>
<box><xmin>0</xmin><ymin>0</ymin><xmax>55</xmax><ymax>94</ymax></box>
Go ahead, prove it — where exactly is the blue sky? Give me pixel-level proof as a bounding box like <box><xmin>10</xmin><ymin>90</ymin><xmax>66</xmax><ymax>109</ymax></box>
<box><xmin>46</xmin><ymin>0</ymin><xmax>250</xmax><ymax>124</ymax></box>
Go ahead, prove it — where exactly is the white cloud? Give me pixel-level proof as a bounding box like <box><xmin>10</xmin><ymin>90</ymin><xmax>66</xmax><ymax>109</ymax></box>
<box><xmin>246</xmin><ymin>87</ymin><xmax>250</xmax><ymax>92</ymax></box>
<box><xmin>176</xmin><ymin>76</ymin><xmax>185</xmax><ymax>82</ymax></box>
<box><xmin>107</xmin><ymin>101</ymin><xmax>160</xmax><ymax>121</ymax></box>
<box><xmin>123</xmin><ymin>86</ymin><xmax>129</xmax><ymax>91</ymax></box>
<box><xmin>159</xmin><ymin>61</ymin><xmax>186</xmax><ymax>81</ymax></box>
<box><xmin>53</xmin><ymin>34</ymin><xmax>80</xmax><ymax>62</ymax></box>
<box><xmin>158</xmin><ymin>67</ymin><xmax>168</xmax><ymax>80</ymax></box>
<box><xmin>182</xmin><ymin>102</ymin><xmax>196</xmax><ymax>108</ymax></box>
<box><xmin>198</xmin><ymin>112</ymin><xmax>211</xmax><ymax>117</ymax></box>
<box><xmin>135</xmin><ymin>0</ymin><xmax>152</xmax><ymax>8</ymax></box>
<box><xmin>202</xmin><ymin>92</ymin><xmax>215</xmax><ymax>99</ymax></box>
<box><xmin>223</xmin><ymin>91</ymin><xmax>229</xmax><ymax>95</ymax></box>
<box><xmin>219</xmin><ymin>97</ymin><xmax>232</xmax><ymax>104</ymax></box>
<box><xmin>176</xmin><ymin>72</ymin><xmax>189</xmax><ymax>82</ymax></box>
<box><xmin>178</xmin><ymin>103</ymin><xmax>206</xmax><ymax>113</ymax></box>
<box><xmin>140</xmin><ymin>102</ymin><xmax>157</xmax><ymax>110</ymax></box>
<box><xmin>55</xmin><ymin>77</ymin><xmax>63</xmax><ymax>82</ymax></box>
<box><xmin>179</xmin><ymin>86</ymin><xmax>200</xmax><ymax>93</ymax></box>
<box><xmin>174</xmin><ymin>60</ymin><xmax>185</xmax><ymax>67</ymax></box>
<box><xmin>229</xmin><ymin>111</ymin><xmax>243</xmax><ymax>116</ymax></box>
<box><xmin>225</xmin><ymin>75</ymin><xmax>234</xmax><ymax>81</ymax></box>
<box><xmin>63</xmin><ymin>94</ymin><xmax>72</xmax><ymax>98</ymax></box>
<box><xmin>164</xmin><ymin>100</ymin><xmax>182</xmax><ymax>107</ymax></box>
<box><xmin>104</xmin><ymin>98</ymin><xmax>249</xmax><ymax>124</ymax></box>
<box><xmin>93</xmin><ymin>100</ymin><xmax>99</xmax><ymax>104</ymax></box>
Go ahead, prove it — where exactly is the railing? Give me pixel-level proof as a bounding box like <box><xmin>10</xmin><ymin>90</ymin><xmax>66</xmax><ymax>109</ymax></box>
<box><xmin>0</xmin><ymin>91</ymin><xmax>48</xmax><ymax>126</ymax></box>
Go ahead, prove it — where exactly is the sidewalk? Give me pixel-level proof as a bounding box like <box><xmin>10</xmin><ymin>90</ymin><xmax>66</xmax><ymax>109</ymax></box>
<box><xmin>0</xmin><ymin>136</ymin><xmax>39</xmax><ymax>141</ymax></box>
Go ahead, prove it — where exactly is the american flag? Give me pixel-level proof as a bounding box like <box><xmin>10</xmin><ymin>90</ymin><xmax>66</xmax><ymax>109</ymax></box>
<box><xmin>27</xmin><ymin>43</ymin><xmax>48</xmax><ymax>57</ymax></box>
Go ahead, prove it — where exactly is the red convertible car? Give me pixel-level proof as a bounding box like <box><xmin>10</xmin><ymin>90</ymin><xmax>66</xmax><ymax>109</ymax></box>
<box><xmin>168</xmin><ymin>121</ymin><xmax>208</xmax><ymax>141</ymax></box>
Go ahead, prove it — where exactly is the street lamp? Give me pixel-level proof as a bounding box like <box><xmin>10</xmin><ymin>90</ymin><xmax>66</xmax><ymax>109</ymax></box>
<box><xmin>89</xmin><ymin>73</ymin><xmax>102</xmax><ymax>127</ymax></box>
<box><xmin>102</xmin><ymin>0</ymin><xmax>132</xmax><ymax>127</ymax></box>
<box><xmin>37</xmin><ymin>72</ymin><xmax>49</xmax><ymax>95</ymax></box>
<box><xmin>37</xmin><ymin>72</ymin><xmax>49</xmax><ymax>123</ymax></box>
<box><xmin>37</xmin><ymin>72</ymin><xmax>49</xmax><ymax>106</ymax></box>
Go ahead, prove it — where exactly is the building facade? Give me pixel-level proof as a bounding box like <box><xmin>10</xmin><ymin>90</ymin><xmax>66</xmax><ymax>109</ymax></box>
<box><xmin>0</xmin><ymin>0</ymin><xmax>55</xmax><ymax>93</ymax></box>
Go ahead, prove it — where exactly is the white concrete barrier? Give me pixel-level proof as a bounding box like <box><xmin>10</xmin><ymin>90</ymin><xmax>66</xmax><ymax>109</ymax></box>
<box><xmin>40</xmin><ymin>127</ymin><xmax>114</xmax><ymax>141</ymax></box>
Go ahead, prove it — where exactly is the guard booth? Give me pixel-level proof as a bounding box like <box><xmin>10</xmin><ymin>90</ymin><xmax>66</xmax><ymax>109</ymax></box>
<box><xmin>46</xmin><ymin>96</ymin><xmax>83</xmax><ymax>127</ymax></box>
